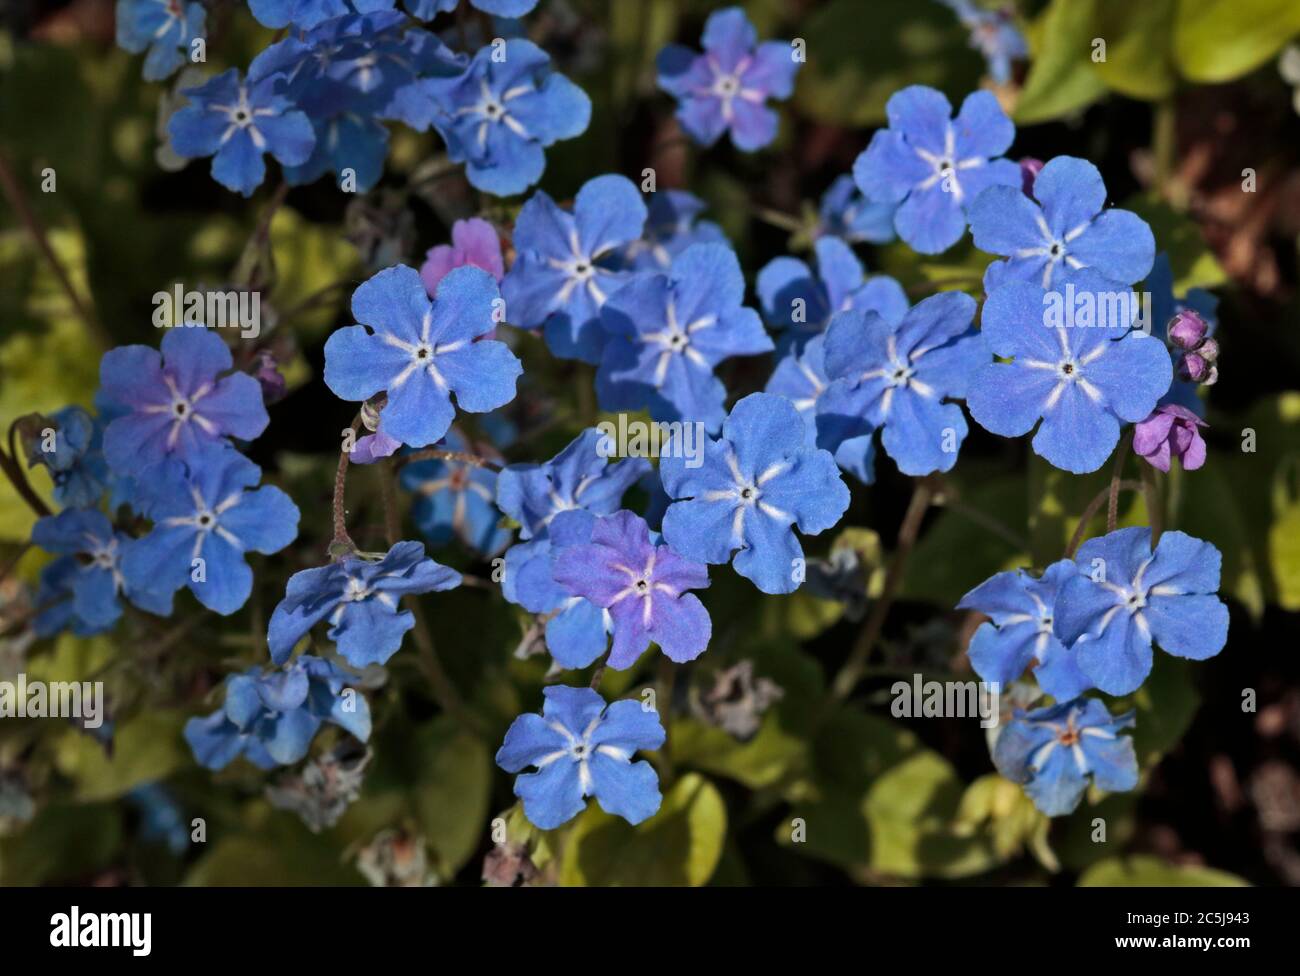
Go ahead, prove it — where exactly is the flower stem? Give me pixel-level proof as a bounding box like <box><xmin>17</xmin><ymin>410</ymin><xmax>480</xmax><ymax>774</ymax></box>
<box><xmin>1107</xmin><ymin>430</ymin><xmax>1135</xmax><ymax>533</ymax></box>
<box><xmin>330</xmin><ymin>413</ymin><xmax>362</xmax><ymax>559</ymax></box>
<box><xmin>393</xmin><ymin>448</ymin><xmax>501</xmax><ymax>471</ymax></box>
<box><xmin>829</xmin><ymin>478</ymin><xmax>934</xmax><ymax>704</ymax></box>
<box><xmin>1064</xmin><ymin>479</ymin><xmax>1144</xmax><ymax>559</ymax></box>
<box><xmin>0</xmin><ymin>422</ymin><xmax>51</xmax><ymax>518</ymax></box>
<box><xmin>1141</xmin><ymin>463</ymin><xmax>1165</xmax><ymax>544</ymax></box>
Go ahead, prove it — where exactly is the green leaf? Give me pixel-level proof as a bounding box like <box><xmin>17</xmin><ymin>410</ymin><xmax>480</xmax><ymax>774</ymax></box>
<box><xmin>1088</xmin><ymin>1</ymin><xmax>1179</xmax><ymax>100</ymax></box>
<box><xmin>1078</xmin><ymin>855</ymin><xmax>1249</xmax><ymax>886</ymax></box>
<box><xmin>1173</xmin><ymin>0</ymin><xmax>1300</xmax><ymax>84</ymax></box>
<box><xmin>185</xmin><ymin>828</ymin><xmax>364</xmax><ymax>886</ymax></box>
<box><xmin>559</xmin><ymin>773</ymin><xmax>726</xmax><ymax>886</ymax></box>
<box><xmin>669</xmin><ymin>714</ymin><xmax>808</xmax><ymax>790</ymax></box>
<box><xmin>1269</xmin><ymin>497</ymin><xmax>1300</xmax><ymax>609</ymax></box>
<box><xmin>1015</xmin><ymin>0</ymin><xmax>1108</xmax><ymax>124</ymax></box>
<box><xmin>0</xmin><ymin>802</ymin><xmax>122</xmax><ymax>884</ymax></box>
<box><xmin>407</xmin><ymin>718</ymin><xmax>492</xmax><ymax>877</ymax></box>
<box><xmin>54</xmin><ymin>710</ymin><xmax>189</xmax><ymax>802</ymax></box>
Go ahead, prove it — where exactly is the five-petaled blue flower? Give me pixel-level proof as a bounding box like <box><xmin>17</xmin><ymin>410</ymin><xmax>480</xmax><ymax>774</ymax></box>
<box><xmin>325</xmin><ymin>265</ymin><xmax>521</xmax><ymax>449</ymax></box>
<box><xmin>419</xmin><ymin>39</ymin><xmax>590</xmax><ymax>196</ymax></box>
<box><xmin>184</xmin><ymin>656</ymin><xmax>370</xmax><ymax>770</ymax></box>
<box><xmin>993</xmin><ymin>697</ymin><xmax>1138</xmax><ymax>817</ymax></box>
<box><xmin>268</xmin><ymin>540</ymin><xmax>462</xmax><ymax>667</ymax></box>
<box><xmin>818</xmin><ymin>290</ymin><xmax>985</xmax><ymax>482</ymax></box>
<box><xmin>168</xmin><ymin>68</ymin><xmax>315</xmax><ymax>196</ymax></box>
<box><xmin>98</xmin><ymin>326</ymin><xmax>269</xmax><ymax>477</ymax></box>
<box><xmin>31</xmin><ymin>509</ymin><xmax>172</xmax><ymax>629</ymax></box>
<box><xmin>553</xmin><ymin>510</ymin><xmax>711</xmax><ymax>670</ymax></box>
<box><xmin>757</xmin><ymin>235</ymin><xmax>909</xmax><ymax>352</ymax></box>
<box><xmin>1055</xmin><ymin>527</ymin><xmax>1229</xmax><ymax>696</ymax></box>
<box><xmin>596</xmin><ymin>243</ymin><xmax>774</xmax><ymax>433</ymax></box>
<box><xmin>122</xmin><ymin>448</ymin><xmax>300</xmax><ymax>616</ymax></box>
<box><xmin>656</xmin><ymin>6</ymin><xmax>800</xmax><ymax>152</ymax></box>
<box><xmin>958</xmin><ymin>560</ymin><xmax>1093</xmax><ymax>702</ymax></box>
<box><xmin>764</xmin><ymin>333</ymin><xmax>830</xmax><ymax>446</ymax></box>
<box><xmin>966</xmin><ymin>277</ymin><xmax>1173</xmax><ymax>473</ymax></box>
<box><xmin>852</xmin><ymin>85</ymin><xmax>1020</xmax><ymax>254</ymax></box>
<box><xmin>621</xmin><ymin>189</ymin><xmax>727</xmax><ymax>272</ymax></box>
<box><xmin>496</xmin><ymin>685</ymin><xmax>665</xmax><ymax>829</ymax></box>
<box><xmin>817</xmin><ymin>174</ymin><xmax>897</xmax><ymax>245</ymax></box>
<box><xmin>501</xmin><ymin>174</ymin><xmax>647</xmax><ymax>364</ymax></box>
<box><xmin>969</xmin><ymin>155</ymin><xmax>1155</xmax><ymax>292</ymax></box>
<box><xmin>116</xmin><ymin>0</ymin><xmax>205</xmax><ymax>81</ymax></box>
<box><xmin>660</xmin><ymin>392</ymin><xmax>850</xmax><ymax>594</ymax></box>
<box><xmin>29</xmin><ymin>406</ymin><xmax>109</xmax><ymax>509</ymax></box>
<box><xmin>400</xmin><ymin>428</ymin><xmax>513</xmax><ymax>556</ymax></box>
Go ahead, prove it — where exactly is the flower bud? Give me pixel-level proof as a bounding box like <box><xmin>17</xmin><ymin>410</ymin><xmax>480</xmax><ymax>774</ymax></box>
<box><xmin>1196</xmin><ymin>337</ymin><xmax>1219</xmax><ymax>363</ymax></box>
<box><xmin>253</xmin><ymin>350</ymin><xmax>286</xmax><ymax>405</ymax></box>
<box><xmin>1167</xmin><ymin>309</ymin><xmax>1208</xmax><ymax>350</ymax></box>
<box><xmin>1019</xmin><ymin>157</ymin><xmax>1044</xmax><ymax>197</ymax></box>
<box><xmin>1177</xmin><ymin>352</ymin><xmax>1209</xmax><ymax>383</ymax></box>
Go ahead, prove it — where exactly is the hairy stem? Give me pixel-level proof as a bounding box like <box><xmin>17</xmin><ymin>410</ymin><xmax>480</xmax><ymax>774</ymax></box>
<box><xmin>393</xmin><ymin>448</ymin><xmax>501</xmax><ymax>471</ymax></box>
<box><xmin>1107</xmin><ymin>430</ymin><xmax>1135</xmax><ymax>533</ymax></box>
<box><xmin>1065</xmin><ymin>480</ymin><xmax>1144</xmax><ymax>559</ymax></box>
<box><xmin>330</xmin><ymin>414</ymin><xmax>362</xmax><ymax>559</ymax></box>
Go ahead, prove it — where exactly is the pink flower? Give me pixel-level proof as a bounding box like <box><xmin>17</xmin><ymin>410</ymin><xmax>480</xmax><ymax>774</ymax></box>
<box><xmin>419</xmin><ymin>218</ymin><xmax>505</xmax><ymax>296</ymax></box>
<box><xmin>1133</xmin><ymin>404</ymin><xmax>1208</xmax><ymax>472</ymax></box>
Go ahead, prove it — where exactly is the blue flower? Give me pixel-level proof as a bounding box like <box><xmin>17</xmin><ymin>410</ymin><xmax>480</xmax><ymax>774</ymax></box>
<box><xmin>818</xmin><ymin>290</ymin><xmax>985</xmax><ymax>481</ymax></box>
<box><xmin>966</xmin><ymin>277</ymin><xmax>1173</xmax><ymax>474</ymax></box>
<box><xmin>757</xmin><ymin>235</ymin><xmax>909</xmax><ymax>352</ymax></box>
<box><xmin>31</xmin><ymin>509</ymin><xmax>171</xmax><ymax>629</ymax></box>
<box><xmin>116</xmin><ymin>0</ymin><xmax>205</xmax><ymax>81</ymax></box>
<box><xmin>817</xmin><ymin>174</ymin><xmax>897</xmax><ymax>245</ymax></box>
<box><xmin>501</xmin><ymin>174</ymin><xmax>647</xmax><ymax>364</ymax></box>
<box><xmin>28</xmin><ymin>406</ymin><xmax>109</xmax><ymax>509</ymax></box>
<box><xmin>248</xmin><ymin>0</ymin><xmax>352</xmax><ymax>30</ymax></box>
<box><xmin>99</xmin><ymin>326</ymin><xmax>269</xmax><ymax>475</ymax></box>
<box><xmin>34</xmin><ymin>558</ymin><xmax>114</xmax><ymax>638</ymax></box>
<box><xmin>496</xmin><ymin>685</ymin><xmax>665</xmax><ymax>829</ymax></box>
<box><xmin>764</xmin><ymin>333</ymin><xmax>830</xmax><ymax>446</ymax></box>
<box><xmin>656</xmin><ymin>6</ymin><xmax>800</xmax><ymax>151</ymax></box>
<box><xmin>940</xmin><ymin>0</ymin><xmax>1028</xmax><ymax>85</ymax></box>
<box><xmin>324</xmin><ymin>265</ymin><xmax>521</xmax><ymax>449</ymax></box>
<box><xmin>1145</xmin><ymin>253</ymin><xmax>1219</xmax><ymax>416</ymax></box>
<box><xmin>184</xmin><ymin>655</ymin><xmax>371</xmax><ymax>771</ymax></box>
<box><xmin>993</xmin><ymin>697</ymin><xmax>1138</xmax><ymax>816</ymax></box>
<box><xmin>121</xmin><ymin>448</ymin><xmax>300</xmax><ymax>616</ymax></box>
<box><xmin>596</xmin><ymin>243</ymin><xmax>774</xmax><ymax>433</ymax></box>
<box><xmin>621</xmin><ymin>189</ymin><xmax>727</xmax><ymax>272</ymax></box>
<box><xmin>852</xmin><ymin>86</ymin><xmax>1020</xmax><ymax>254</ymax></box>
<box><xmin>660</xmin><ymin>392</ymin><xmax>850</xmax><ymax>594</ymax></box>
<box><xmin>969</xmin><ymin>155</ymin><xmax>1155</xmax><ymax>291</ymax></box>
<box><xmin>419</xmin><ymin>39</ymin><xmax>590</xmax><ymax>196</ymax></box>
<box><xmin>553</xmin><ymin>510</ymin><xmax>711</xmax><ymax>670</ymax></box>
<box><xmin>128</xmin><ymin>784</ymin><xmax>189</xmax><ymax>854</ymax></box>
<box><xmin>267</xmin><ymin>540</ymin><xmax>462</xmax><ymax>667</ymax></box>
<box><xmin>958</xmin><ymin>560</ymin><xmax>1093</xmax><ymax>702</ymax></box>
<box><xmin>425</xmin><ymin>0</ymin><xmax>538</xmax><ymax>16</ymax></box>
<box><xmin>1055</xmin><ymin>527</ymin><xmax>1229</xmax><ymax>696</ymax></box>
<box><xmin>399</xmin><ymin>429</ymin><xmax>513</xmax><ymax>556</ymax></box>
<box><xmin>168</xmin><ymin>68</ymin><xmax>315</xmax><ymax>196</ymax></box>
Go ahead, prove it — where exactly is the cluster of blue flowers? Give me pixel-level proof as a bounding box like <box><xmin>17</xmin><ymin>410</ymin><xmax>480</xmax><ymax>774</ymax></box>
<box><xmin>88</xmin><ymin>2</ymin><xmax>1231</xmax><ymax>832</ymax></box>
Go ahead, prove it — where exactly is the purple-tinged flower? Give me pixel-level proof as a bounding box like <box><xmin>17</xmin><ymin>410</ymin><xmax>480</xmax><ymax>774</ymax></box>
<box><xmin>596</xmin><ymin>243</ymin><xmax>774</xmax><ymax>432</ymax></box>
<box><xmin>1145</xmin><ymin>253</ymin><xmax>1218</xmax><ymax>415</ymax></box>
<box><xmin>268</xmin><ymin>540</ymin><xmax>461</xmax><ymax>667</ymax></box>
<box><xmin>168</xmin><ymin>68</ymin><xmax>315</xmax><ymax>196</ymax></box>
<box><xmin>400</xmin><ymin>429</ymin><xmax>513</xmax><ymax>555</ymax></box>
<box><xmin>958</xmin><ymin>560</ymin><xmax>1093</xmax><ymax>701</ymax></box>
<box><xmin>116</xmin><ymin>0</ymin><xmax>205</xmax><ymax>82</ymax></box>
<box><xmin>993</xmin><ymin>697</ymin><xmax>1138</xmax><ymax>817</ymax></box>
<box><xmin>501</xmin><ymin>174</ymin><xmax>647</xmax><ymax>364</ymax></box>
<box><xmin>940</xmin><ymin>0</ymin><xmax>1028</xmax><ymax>85</ymax></box>
<box><xmin>496</xmin><ymin>685</ymin><xmax>665</xmax><ymax>829</ymax></box>
<box><xmin>660</xmin><ymin>393</ymin><xmax>850</xmax><ymax>595</ymax></box>
<box><xmin>324</xmin><ymin>265</ymin><xmax>521</xmax><ymax>449</ymax></box>
<box><xmin>966</xmin><ymin>277</ymin><xmax>1172</xmax><ymax>474</ymax></box>
<box><xmin>817</xmin><ymin>174</ymin><xmax>897</xmax><ymax>245</ymax></box>
<box><xmin>122</xmin><ymin>448</ymin><xmax>300</xmax><ymax>616</ymax></box>
<box><xmin>757</xmin><ymin>236</ymin><xmax>909</xmax><ymax>353</ymax></box>
<box><xmin>1133</xmin><ymin>405</ymin><xmax>1208</xmax><ymax>473</ymax></box>
<box><xmin>553</xmin><ymin>510</ymin><xmax>711</xmax><ymax>670</ymax></box>
<box><xmin>969</xmin><ymin>155</ymin><xmax>1155</xmax><ymax>291</ymax></box>
<box><xmin>420</xmin><ymin>218</ymin><xmax>505</xmax><ymax>296</ymax></box>
<box><xmin>253</xmin><ymin>350</ymin><xmax>288</xmax><ymax>405</ymax></box>
<box><xmin>31</xmin><ymin>509</ymin><xmax>172</xmax><ymax>629</ymax></box>
<box><xmin>1056</xmin><ymin>527</ymin><xmax>1229</xmax><ymax>695</ymax></box>
<box><xmin>818</xmin><ymin>291</ymin><xmax>985</xmax><ymax>481</ymax></box>
<box><xmin>1167</xmin><ymin>309</ymin><xmax>1209</xmax><ymax>350</ymax></box>
<box><xmin>184</xmin><ymin>655</ymin><xmax>370</xmax><ymax>771</ymax></box>
<box><xmin>99</xmin><ymin>326</ymin><xmax>269</xmax><ymax>475</ymax></box>
<box><xmin>1019</xmin><ymin>156</ymin><xmax>1044</xmax><ymax>196</ymax></box>
<box><xmin>1177</xmin><ymin>351</ymin><xmax>1216</xmax><ymax>384</ymax></box>
<box><xmin>853</xmin><ymin>85</ymin><xmax>1020</xmax><ymax>254</ymax></box>
<box><xmin>656</xmin><ymin>6</ymin><xmax>800</xmax><ymax>152</ymax></box>
<box><xmin>418</xmin><ymin>39</ymin><xmax>590</xmax><ymax>196</ymax></box>
<box><xmin>621</xmin><ymin>189</ymin><xmax>727</xmax><ymax>272</ymax></box>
